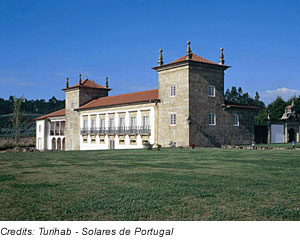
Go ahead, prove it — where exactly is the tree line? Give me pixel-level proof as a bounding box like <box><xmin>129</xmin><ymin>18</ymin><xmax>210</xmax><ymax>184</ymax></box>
<box><xmin>224</xmin><ymin>86</ymin><xmax>300</xmax><ymax>125</ymax></box>
<box><xmin>0</xmin><ymin>96</ymin><xmax>65</xmax><ymax>115</ymax></box>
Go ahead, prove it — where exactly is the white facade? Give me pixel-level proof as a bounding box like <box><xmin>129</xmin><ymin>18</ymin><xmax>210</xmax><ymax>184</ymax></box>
<box><xmin>79</xmin><ymin>106</ymin><xmax>155</xmax><ymax>151</ymax></box>
<box><xmin>36</xmin><ymin>120</ymin><xmax>45</xmax><ymax>150</ymax></box>
<box><xmin>36</xmin><ymin>118</ymin><xmax>65</xmax><ymax>151</ymax></box>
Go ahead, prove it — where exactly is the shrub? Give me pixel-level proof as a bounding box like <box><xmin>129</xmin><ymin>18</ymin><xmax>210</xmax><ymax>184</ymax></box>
<box><xmin>143</xmin><ymin>142</ymin><xmax>153</xmax><ymax>150</ymax></box>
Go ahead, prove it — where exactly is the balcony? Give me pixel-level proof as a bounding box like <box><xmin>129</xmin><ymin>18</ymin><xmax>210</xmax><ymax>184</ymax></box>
<box><xmin>79</xmin><ymin>126</ymin><xmax>151</xmax><ymax>136</ymax></box>
<box><xmin>50</xmin><ymin>129</ymin><xmax>65</xmax><ymax>136</ymax></box>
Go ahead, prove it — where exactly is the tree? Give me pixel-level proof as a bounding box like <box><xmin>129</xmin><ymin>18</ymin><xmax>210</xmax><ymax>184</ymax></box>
<box><xmin>225</xmin><ymin>86</ymin><xmax>265</xmax><ymax>109</ymax></box>
<box><xmin>267</xmin><ymin>96</ymin><xmax>286</xmax><ymax>120</ymax></box>
<box><xmin>11</xmin><ymin>96</ymin><xmax>23</xmax><ymax>146</ymax></box>
<box><xmin>254</xmin><ymin>109</ymin><xmax>267</xmax><ymax>125</ymax></box>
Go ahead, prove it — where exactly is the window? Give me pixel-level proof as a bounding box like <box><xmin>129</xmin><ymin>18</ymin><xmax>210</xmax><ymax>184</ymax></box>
<box><xmin>100</xmin><ymin>139</ymin><xmax>105</xmax><ymax>144</ymax></box>
<box><xmin>208</xmin><ymin>86</ymin><xmax>215</xmax><ymax>97</ymax></box>
<box><xmin>91</xmin><ymin>136</ymin><xmax>96</xmax><ymax>143</ymax></box>
<box><xmin>109</xmin><ymin>118</ymin><xmax>114</xmax><ymax>128</ymax></box>
<box><xmin>142</xmin><ymin>140</ymin><xmax>149</xmax><ymax>145</ymax></box>
<box><xmin>170</xmin><ymin>86</ymin><xmax>176</xmax><ymax>97</ymax></box>
<box><xmin>83</xmin><ymin>137</ymin><xmax>88</xmax><ymax>143</ymax></box>
<box><xmin>209</xmin><ymin>113</ymin><xmax>216</xmax><ymax>126</ymax></box>
<box><xmin>233</xmin><ymin>114</ymin><xmax>239</xmax><ymax>126</ymax></box>
<box><xmin>70</xmin><ymin>122</ymin><xmax>73</xmax><ymax>130</ymax></box>
<box><xmin>119</xmin><ymin>139</ymin><xmax>125</xmax><ymax>145</ymax></box>
<box><xmin>130</xmin><ymin>116</ymin><xmax>136</xmax><ymax>128</ymax></box>
<box><xmin>83</xmin><ymin>119</ymin><xmax>88</xmax><ymax>129</ymax></box>
<box><xmin>143</xmin><ymin>116</ymin><xmax>149</xmax><ymax>128</ymax></box>
<box><xmin>91</xmin><ymin>119</ymin><xmax>96</xmax><ymax>129</ymax></box>
<box><xmin>170</xmin><ymin>114</ymin><xmax>176</xmax><ymax>125</ymax></box>
<box><xmin>119</xmin><ymin>117</ymin><xmax>125</xmax><ymax>128</ymax></box>
<box><xmin>100</xmin><ymin>118</ymin><xmax>105</xmax><ymax>129</ymax></box>
<box><xmin>71</xmin><ymin>102</ymin><xmax>74</xmax><ymax>110</ymax></box>
<box><xmin>38</xmin><ymin>125</ymin><xmax>41</xmax><ymax>133</ymax></box>
<box><xmin>130</xmin><ymin>139</ymin><xmax>137</xmax><ymax>145</ymax></box>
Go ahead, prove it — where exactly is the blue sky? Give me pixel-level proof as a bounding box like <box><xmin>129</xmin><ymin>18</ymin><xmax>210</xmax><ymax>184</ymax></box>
<box><xmin>0</xmin><ymin>0</ymin><xmax>299</xmax><ymax>104</ymax></box>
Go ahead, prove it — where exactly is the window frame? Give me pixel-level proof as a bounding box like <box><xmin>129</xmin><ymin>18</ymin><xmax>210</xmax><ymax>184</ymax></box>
<box><xmin>208</xmin><ymin>113</ymin><xmax>216</xmax><ymax>126</ymax></box>
<box><xmin>109</xmin><ymin>118</ymin><xmax>114</xmax><ymax>128</ymax></box>
<box><xmin>170</xmin><ymin>113</ymin><xmax>176</xmax><ymax>126</ymax></box>
<box><xmin>170</xmin><ymin>86</ymin><xmax>176</xmax><ymax>97</ymax></box>
<box><xmin>233</xmin><ymin>114</ymin><xmax>240</xmax><ymax>126</ymax></box>
<box><xmin>119</xmin><ymin>117</ymin><xmax>125</xmax><ymax>128</ymax></box>
<box><xmin>208</xmin><ymin>85</ymin><xmax>215</xmax><ymax>97</ymax></box>
<box><xmin>130</xmin><ymin>116</ymin><xmax>136</xmax><ymax>128</ymax></box>
<box><xmin>142</xmin><ymin>115</ymin><xmax>149</xmax><ymax>128</ymax></box>
<box><xmin>100</xmin><ymin>118</ymin><xmax>105</xmax><ymax>130</ymax></box>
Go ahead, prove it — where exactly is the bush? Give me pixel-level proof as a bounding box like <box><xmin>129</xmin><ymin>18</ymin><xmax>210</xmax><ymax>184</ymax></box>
<box><xmin>143</xmin><ymin>142</ymin><xmax>153</xmax><ymax>150</ymax></box>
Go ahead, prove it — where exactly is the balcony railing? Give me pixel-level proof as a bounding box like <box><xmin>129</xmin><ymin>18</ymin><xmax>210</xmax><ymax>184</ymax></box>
<box><xmin>50</xmin><ymin>129</ymin><xmax>65</xmax><ymax>136</ymax></box>
<box><xmin>80</xmin><ymin>126</ymin><xmax>151</xmax><ymax>136</ymax></box>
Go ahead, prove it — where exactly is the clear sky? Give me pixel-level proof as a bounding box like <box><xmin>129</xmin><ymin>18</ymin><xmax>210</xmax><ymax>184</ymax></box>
<box><xmin>0</xmin><ymin>0</ymin><xmax>299</xmax><ymax>104</ymax></box>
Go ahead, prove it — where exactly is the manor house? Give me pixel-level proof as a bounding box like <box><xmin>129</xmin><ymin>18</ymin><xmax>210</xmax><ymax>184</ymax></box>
<box><xmin>36</xmin><ymin>42</ymin><xmax>258</xmax><ymax>151</ymax></box>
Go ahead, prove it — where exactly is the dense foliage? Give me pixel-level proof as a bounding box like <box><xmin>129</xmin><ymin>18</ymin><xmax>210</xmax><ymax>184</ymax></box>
<box><xmin>0</xmin><ymin>96</ymin><xmax>64</xmax><ymax>115</ymax></box>
<box><xmin>0</xmin><ymin>96</ymin><xmax>64</xmax><ymax>137</ymax></box>
<box><xmin>224</xmin><ymin>86</ymin><xmax>265</xmax><ymax>109</ymax></box>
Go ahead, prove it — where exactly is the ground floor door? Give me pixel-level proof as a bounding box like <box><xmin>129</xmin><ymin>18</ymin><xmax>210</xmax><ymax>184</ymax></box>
<box><xmin>38</xmin><ymin>138</ymin><xmax>42</xmax><ymax>150</ymax></box>
<box><xmin>109</xmin><ymin>139</ymin><xmax>115</xmax><ymax>150</ymax></box>
<box><xmin>288</xmin><ymin>128</ymin><xmax>295</xmax><ymax>142</ymax></box>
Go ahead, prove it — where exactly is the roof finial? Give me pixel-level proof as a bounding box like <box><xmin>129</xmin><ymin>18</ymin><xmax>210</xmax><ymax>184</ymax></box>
<box><xmin>219</xmin><ymin>48</ymin><xmax>224</xmax><ymax>65</ymax></box>
<box><xmin>78</xmin><ymin>74</ymin><xmax>82</xmax><ymax>85</ymax></box>
<box><xmin>186</xmin><ymin>41</ymin><xmax>192</xmax><ymax>60</ymax></box>
<box><xmin>105</xmin><ymin>77</ymin><xmax>109</xmax><ymax>88</ymax></box>
<box><xmin>66</xmin><ymin>77</ymin><xmax>69</xmax><ymax>88</ymax></box>
<box><xmin>158</xmin><ymin>49</ymin><xmax>164</xmax><ymax>66</ymax></box>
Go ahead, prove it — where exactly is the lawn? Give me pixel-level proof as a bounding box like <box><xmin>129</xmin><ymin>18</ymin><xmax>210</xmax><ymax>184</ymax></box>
<box><xmin>0</xmin><ymin>148</ymin><xmax>300</xmax><ymax>221</ymax></box>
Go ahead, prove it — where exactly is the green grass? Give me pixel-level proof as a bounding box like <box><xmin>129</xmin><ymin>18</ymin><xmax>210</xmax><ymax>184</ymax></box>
<box><xmin>0</xmin><ymin>148</ymin><xmax>300</xmax><ymax>221</ymax></box>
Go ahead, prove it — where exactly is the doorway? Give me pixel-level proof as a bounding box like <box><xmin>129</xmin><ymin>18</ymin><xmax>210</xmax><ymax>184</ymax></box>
<box><xmin>288</xmin><ymin>128</ymin><xmax>295</xmax><ymax>142</ymax></box>
<box><xmin>109</xmin><ymin>139</ymin><xmax>115</xmax><ymax>150</ymax></box>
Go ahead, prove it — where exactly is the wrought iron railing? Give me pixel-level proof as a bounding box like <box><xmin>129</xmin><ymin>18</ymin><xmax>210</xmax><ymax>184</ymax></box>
<box><xmin>80</xmin><ymin>126</ymin><xmax>151</xmax><ymax>135</ymax></box>
<box><xmin>50</xmin><ymin>130</ymin><xmax>65</xmax><ymax>136</ymax></box>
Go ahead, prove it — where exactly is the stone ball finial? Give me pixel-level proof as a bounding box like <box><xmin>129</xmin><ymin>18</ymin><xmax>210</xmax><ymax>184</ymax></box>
<box><xmin>158</xmin><ymin>49</ymin><xmax>164</xmax><ymax>66</ymax></box>
<box><xmin>219</xmin><ymin>47</ymin><xmax>225</xmax><ymax>65</ymax></box>
<box><xmin>66</xmin><ymin>77</ymin><xmax>69</xmax><ymax>88</ymax></box>
<box><xmin>105</xmin><ymin>77</ymin><xmax>109</xmax><ymax>88</ymax></box>
<box><xmin>186</xmin><ymin>41</ymin><xmax>192</xmax><ymax>60</ymax></box>
<box><xmin>78</xmin><ymin>74</ymin><xmax>82</xmax><ymax>85</ymax></box>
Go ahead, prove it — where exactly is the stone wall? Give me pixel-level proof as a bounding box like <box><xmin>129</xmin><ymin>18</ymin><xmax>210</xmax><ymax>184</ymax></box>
<box><xmin>64</xmin><ymin>87</ymin><xmax>110</xmax><ymax>150</ymax></box>
<box><xmin>155</xmin><ymin>61</ymin><xmax>256</xmax><ymax>148</ymax></box>
<box><xmin>156</xmin><ymin>65</ymin><xmax>190</xmax><ymax>147</ymax></box>
<box><xmin>189</xmin><ymin>63</ymin><xmax>226</xmax><ymax>147</ymax></box>
<box><xmin>65</xmin><ymin>89</ymin><xmax>80</xmax><ymax>150</ymax></box>
<box><xmin>188</xmin><ymin>63</ymin><xmax>255</xmax><ymax>147</ymax></box>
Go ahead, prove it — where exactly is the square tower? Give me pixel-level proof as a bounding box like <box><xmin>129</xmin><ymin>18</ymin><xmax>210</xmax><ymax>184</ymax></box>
<box><xmin>153</xmin><ymin>42</ymin><xmax>230</xmax><ymax>147</ymax></box>
<box><xmin>63</xmin><ymin>75</ymin><xmax>111</xmax><ymax>150</ymax></box>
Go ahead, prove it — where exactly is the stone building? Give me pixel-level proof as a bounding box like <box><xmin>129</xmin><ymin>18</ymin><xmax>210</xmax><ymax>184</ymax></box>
<box><xmin>36</xmin><ymin>42</ymin><xmax>258</xmax><ymax>151</ymax></box>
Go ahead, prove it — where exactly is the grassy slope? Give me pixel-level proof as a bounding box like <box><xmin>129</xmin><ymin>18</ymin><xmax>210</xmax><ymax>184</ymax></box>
<box><xmin>0</xmin><ymin>148</ymin><xmax>300</xmax><ymax>221</ymax></box>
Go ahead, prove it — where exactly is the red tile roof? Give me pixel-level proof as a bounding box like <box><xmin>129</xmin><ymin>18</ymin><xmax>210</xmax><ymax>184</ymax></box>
<box><xmin>35</xmin><ymin>108</ymin><xmax>65</xmax><ymax>120</ymax></box>
<box><xmin>67</xmin><ymin>79</ymin><xmax>111</xmax><ymax>90</ymax></box>
<box><xmin>170</xmin><ymin>53</ymin><xmax>219</xmax><ymax>65</ymax></box>
<box><xmin>78</xmin><ymin>89</ymin><xmax>159</xmax><ymax>110</ymax></box>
